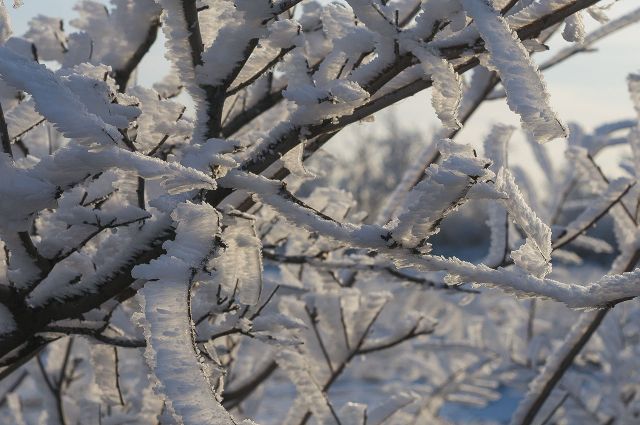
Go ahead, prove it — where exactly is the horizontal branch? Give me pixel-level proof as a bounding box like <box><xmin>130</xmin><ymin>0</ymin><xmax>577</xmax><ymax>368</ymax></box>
<box><xmin>263</xmin><ymin>250</ymin><xmax>479</xmax><ymax>293</ymax></box>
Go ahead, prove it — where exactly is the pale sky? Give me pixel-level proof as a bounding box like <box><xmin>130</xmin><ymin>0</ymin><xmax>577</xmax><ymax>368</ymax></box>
<box><xmin>5</xmin><ymin>0</ymin><xmax>640</xmax><ymax>176</ymax></box>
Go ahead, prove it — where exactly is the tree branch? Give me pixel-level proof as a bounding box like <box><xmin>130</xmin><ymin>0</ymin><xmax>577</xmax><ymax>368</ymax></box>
<box><xmin>512</xmin><ymin>248</ymin><xmax>640</xmax><ymax>425</ymax></box>
<box><xmin>0</xmin><ymin>0</ymin><xmax>610</xmax><ymax>376</ymax></box>
<box><xmin>113</xmin><ymin>17</ymin><xmax>160</xmax><ymax>91</ymax></box>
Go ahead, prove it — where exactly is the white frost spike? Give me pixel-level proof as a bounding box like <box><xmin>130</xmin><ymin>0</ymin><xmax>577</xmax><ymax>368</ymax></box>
<box><xmin>411</xmin><ymin>0</ymin><xmax>463</xmax><ymax>40</ymax></box>
<box><xmin>367</xmin><ymin>392</ymin><xmax>417</xmax><ymax>425</ymax></box>
<box><xmin>212</xmin><ymin>214</ymin><xmax>263</xmax><ymax>305</ymax></box>
<box><xmin>507</xmin><ymin>0</ymin><xmax>577</xmax><ymax>28</ymax></box>
<box><xmin>225</xmin><ymin>171</ymin><xmax>640</xmax><ymax>308</ymax></box>
<box><xmin>345</xmin><ymin>0</ymin><xmax>397</xmax><ymax>37</ymax></box>
<box><xmin>126</xmin><ymin>86</ymin><xmax>193</xmax><ymax>152</ymax></box>
<box><xmin>58</xmin><ymin>65</ymin><xmax>141</xmax><ymax>129</ymax></box>
<box><xmin>461</xmin><ymin>0</ymin><xmax>567</xmax><ymax>143</ymax></box>
<box><xmin>498</xmin><ymin>169</ymin><xmax>552</xmax><ymax>276</ymax></box>
<box><xmin>511</xmin><ymin>238</ymin><xmax>551</xmax><ymax>277</ymax></box>
<box><xmin>562</xmin><ymin>12</ymin><xmax>585</xmax><ymax>43</ymax></box>
<box><xmin>134</xmin><ymin>203</ymin><xmax>220</xmax><ymax>279</ymax></box>
<box><xmin>27</xmin><ymin>214</ymin><xmax>172</xmax><ymax>306</ymax></box>
<box><xmin>5</xmin><ymin>99</ymin><xmax>43</xmax><ymax>140</ymax></box>
<box><xmin>277</xmin><ymin>350</ymin><xmax>337</xmax><ymax>424</ymax></box>
<box><xmin>268</xmin><ymin>19</ymin><xmax>301</xmax><ymax>49</ymax></box>
<box><xmin>484</xmin><ymin>125</ymin><xmax>515</xmax><ymax>172</ymax></box>
<box><xmin>482</xmin><ymin>125</ymin><xmax>514</xmax><ymax>267</ymax></box>
<box><xmin>411</xmin><ymin>45</ymin><xmax>463</xmax><ymax>130</ymax></box>
<box><xmin>32</xmin><ymin>145</ymin><xmax>217</xmax><ymax>195</ymax></box>
<box><xmin>134</xmin><ymin>203</ymin><xmax>237</xmax><ymax>425</ymax></box>
<box><xmin>199</xmin><ymin>1</ymin><xmax>273</xmax><ymax>87</ymax></box>
<box><xmin>587</xmin><ymin>5</ymin><xmax>609</xmax><ymax>24</ymax></box>
<box><xmin>280</xmin><ymin>144</ymin><xmax>314</xmax><ymax>179</ymax></box>
<box><xmin>483</xmin><ymin>200</ymin><xmax>508</xmax><ymax>268</ymax></box>
<box><xmin>155</xmin><ymin>0</ymin><xmax>210</xmax><ymax>144</ymax></box>
<box><xmin>0</xmin><ymin>2</ymin><xmax>11</xmax><ymax>44</ymax></box>
<box><xmin>155</xmin><ymin>0</ymin><xmax>198</xmax><ymax>91</ymax></box>
<box><xmin>467</xmin><ymin>182</ymin><xmax>507</xmax><ymax>200</ymax></box>
<box><xmin>0</xmin><ymin>47</ymin><xmax>123</xmax><ymax>145</ymax></box>
<box><xmin>348</xmin><ymin>291</ymin><xmax>391</xmax><ymax>347</ymax></box>
<box><xmin>181</xmin><ymin>138</ymin><xmax>239</xmax><ymax>175</ymax></box>
<box><xmin>139</xmin><ymin>284</ymin><xmax>236</xmax><ymax>425</ymax></box>
<box><xmin>220</xmin><ymin>170</ymin><xmax>388</xmax><ymax>250</ymax></box>
<box><xmin>499</xmin><ymin>168</ymin><xmax>551</xmax><ymax>256</ymax></box>
<box><xmin>26</xmin><ymin>252</ymin><xmax>95</xmax><ymax>307</ymax></box>
<box><xmin>282</xmin><ymin>78</ymin><xmax>370</xmax><ymax>125</ymax></box>
<box><xmin>393</xmin><ymin>140</ymin><xmax>492</xmax><ymax>247</ymax></box>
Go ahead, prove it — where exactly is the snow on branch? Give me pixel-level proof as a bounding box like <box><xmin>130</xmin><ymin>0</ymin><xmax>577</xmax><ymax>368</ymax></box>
<box><xmin>562</xmin><ymin>11</ymin><xmax>585</xmax><ymax>42</ymax></box>
<box><xmin>4</xmin><ymin>100</ymin><xmax>43</xmax><ymax>141</ymax></box>
<box><xmin>507</xmin><ymin>0</ymin><xmax>584</xmax><ymax>29</ymax></box>
<box><xmin>221</xmin><ymin>169</ymin><xmax>640</xmax><ymax>308</ymax></box>
<box><xmin>155</xmin><ymin>0</ymin><xmax>200</xmax><ymax>89</ymax></box>
<box><xmin>208</xmin><ymin>213</ymin><xmax>263</xmax><ymax>306</ymax></box>
<box><xmin>0</xmin><ymin>47</ymin><xmax>134</xmax><ymax>145</ymax></box>
<box><xmin>410</xmin><ymin>45</ymin><xmax>463</xmax><ymax>130</ymax></box>
<box><xmin>497</xmin><ymin>168</ymin><xmax>552</xmax><ymax>277</ymax></box>
<box><xmin>26</xmin><ymin>213</ymin><xmax>172</xmax><ymax>307</ymax></box>
<box><xmin>391</xmin><ymin>140</ymin><xmax>494</xmax><ymax>248</ymax></box>
<box><xmin>277</xmin><ymin>350</ymin><xmax>342</xmax><ymax>425</ymax></box>
<box><xmin>482</xmin><ymin>125</ymin><xmax>514</xmax><ymax>266</ymax></box>
<box><xmin>220</xmin><ymin>170</ymin><xmax>389</xmax><ymax>249</ymax></box>
<box><xmin>461</xmin><ymin>0</ymin><xmax>568</xmax><ymax>143</ymax></box>
<box><xmin>345</xmin><ymin>0</ymin><xmax>398</xmax><ymax>38</ymax></box>
<box><xmin>199</xmin><ymin>1</ymin><xmax>275</xmax><ymax>87</ymax></box>
<box><xmin>134</xmin><ymin>203</ymin><xmax>250</xmax><ymax>425</ymax></box>
<box><xmin>0</xmin><ymin>3</ymin><xmax>11</xmax><ymax>44</ymax></box>
<box><xmin>31</xmin><ymin>144</ymin><xmax>217</xmax><ymax>195</ymax></box>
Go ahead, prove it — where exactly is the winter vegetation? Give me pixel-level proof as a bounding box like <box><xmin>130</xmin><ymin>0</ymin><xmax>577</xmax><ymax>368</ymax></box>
<box><xmin>0</xmin><ymin>0</ymin><xmax>639</xmax><ymax>424</ymax></box>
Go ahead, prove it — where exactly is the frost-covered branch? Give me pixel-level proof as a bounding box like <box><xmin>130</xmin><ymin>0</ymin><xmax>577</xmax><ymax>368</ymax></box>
<box><xmin>222</xmin><ymin>169</ymin><xmax>640</xmax><ymax>308</ymax></box>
